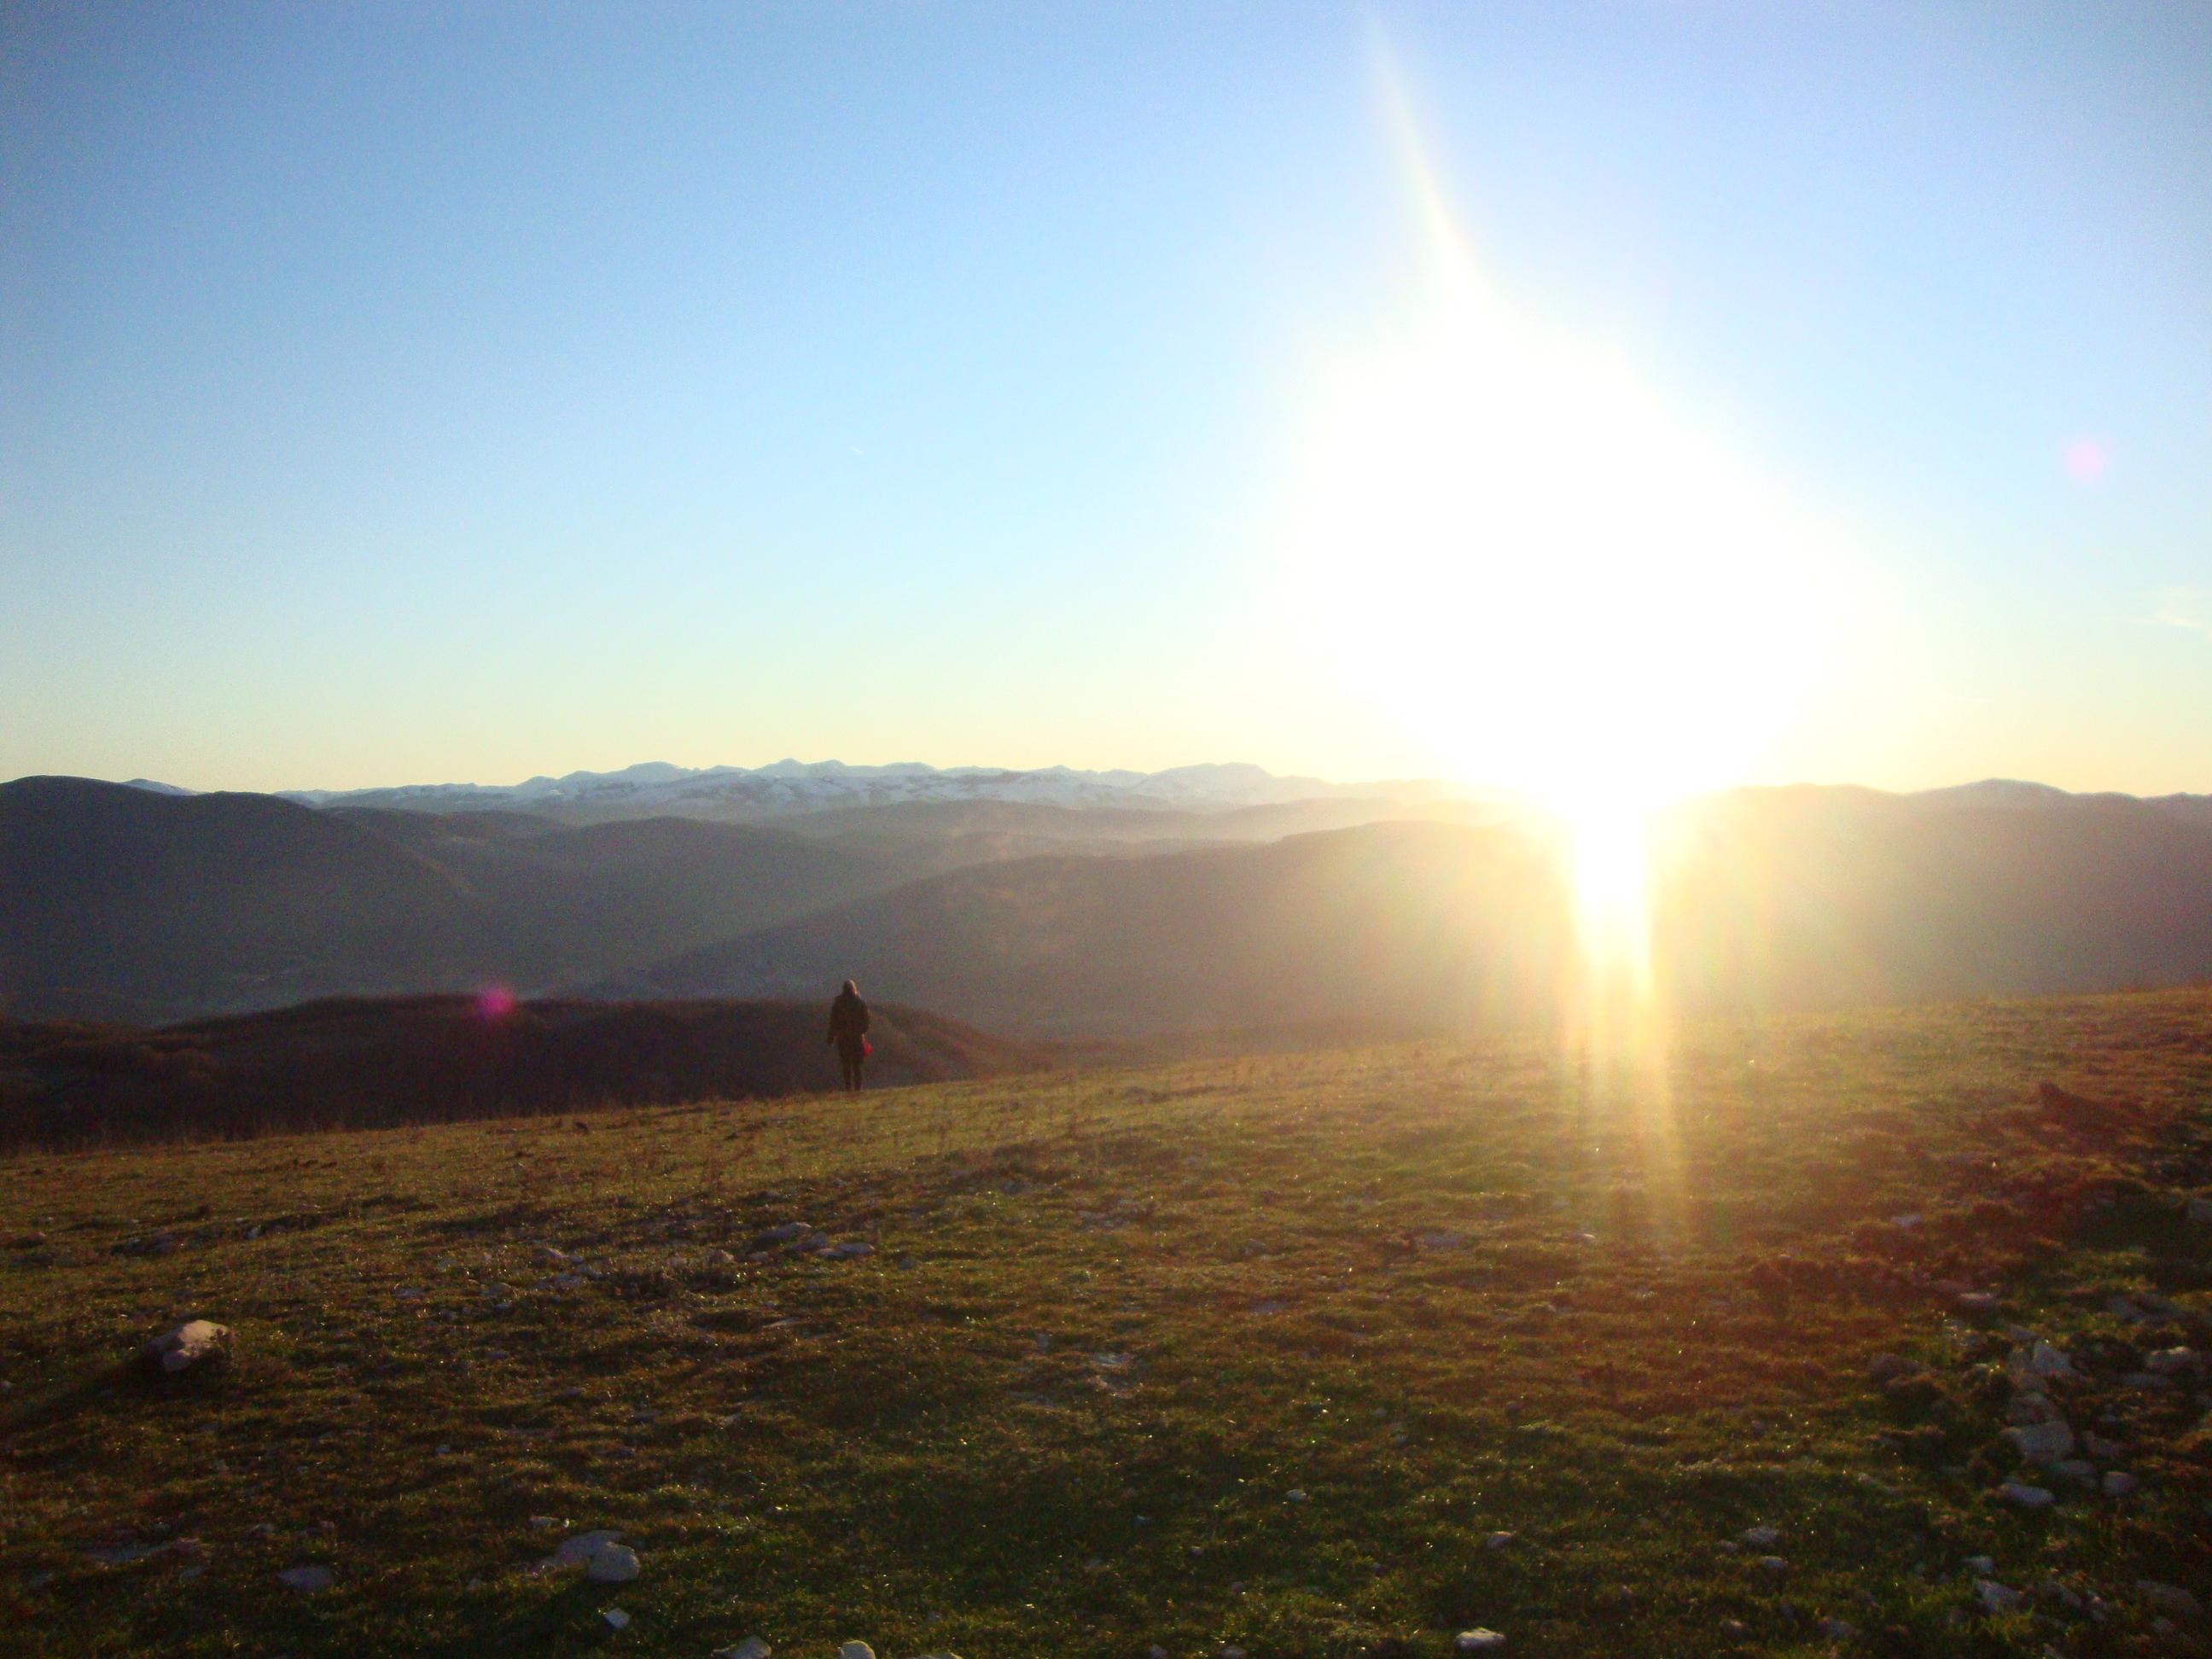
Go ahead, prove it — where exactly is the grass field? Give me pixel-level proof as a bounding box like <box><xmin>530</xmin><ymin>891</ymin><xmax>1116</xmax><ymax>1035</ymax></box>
<box><xmin>3</xmin><ymin>990</ymin><xmax>2209</xmax><ymax>1657</ymax></box>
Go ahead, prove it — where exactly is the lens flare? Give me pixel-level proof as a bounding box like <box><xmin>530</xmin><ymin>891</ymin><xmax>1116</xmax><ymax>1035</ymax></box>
<box><xmin>1285</xmin><ymin>52</ymin><xmax>1833</xmax><ymax>1013</ymax></box>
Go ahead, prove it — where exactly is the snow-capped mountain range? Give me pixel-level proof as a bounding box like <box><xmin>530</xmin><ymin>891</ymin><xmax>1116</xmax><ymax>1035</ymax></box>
<box><xmin>272</xmin><ymin>760</ymin><xmax>1460</xmax><ymax>823</ymax></box>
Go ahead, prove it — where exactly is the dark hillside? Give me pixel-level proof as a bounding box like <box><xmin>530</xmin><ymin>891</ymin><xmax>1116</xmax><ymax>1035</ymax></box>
<box><xmin>613</xmin><ymin>821</ymin><xmax>1580</xmax><ymax>1036</ymax></box>
<box><xmin>0</xmin><ymin>995</ymin><xmax>1038</xmax><ymax>1150</ymax></box>
<box><xmin>329</xmin><ymin>807</ymin><xmax>899</xmax><ymax>980</ymax></box>
<box><xmin>0</xmin><ymin>779</ymin><xmax>899</xmax><ymax>1022</ymax></box>
<box><xmin>0</xmin><ymin>777</ymin><xmax>493</xmax><ymax>1023</ymax></box>
<box><xmin>1655</xmin><ymin>790</ymin><xmax>2212</xmax><ymax>1010</ymax></box>
<box><xmin>620</xmin><ymin>794</ymin><xmax>2212</xmax><ymax>1036</ymax></box>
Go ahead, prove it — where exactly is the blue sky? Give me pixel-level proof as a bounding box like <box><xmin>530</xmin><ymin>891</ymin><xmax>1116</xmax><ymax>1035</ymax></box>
<box><xmin>4</xmin><ymin>2</ymin><xmax>2208</xmax><ymax>794</ymax></box>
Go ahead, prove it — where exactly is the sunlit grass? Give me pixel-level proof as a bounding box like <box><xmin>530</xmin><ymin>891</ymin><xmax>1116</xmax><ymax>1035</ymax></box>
<box><xmin>3</xmin><ymin>990</ymin><xmax>2208</xmax><ymax>1656</ymax></box>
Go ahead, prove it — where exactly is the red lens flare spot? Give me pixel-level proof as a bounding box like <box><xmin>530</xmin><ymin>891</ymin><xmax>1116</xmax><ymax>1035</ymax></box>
<box><xmin>476</xmin><ymin>986</ymin><xmax>517</xmax><ymax>1020</ymax></box>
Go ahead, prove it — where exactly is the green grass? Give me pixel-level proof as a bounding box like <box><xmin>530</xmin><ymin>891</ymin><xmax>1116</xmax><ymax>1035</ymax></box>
<box><xmin>3</xmin><ymin>990</ymin><xmax>2209</xmax><ymax>1657</ymax></box>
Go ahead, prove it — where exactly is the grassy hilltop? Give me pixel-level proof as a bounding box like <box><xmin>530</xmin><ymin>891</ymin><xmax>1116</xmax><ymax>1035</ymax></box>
<box><xmin>2</xmin><ymin>991</ymin><xmax>2209</xmax><ymax>1657</ymax></box>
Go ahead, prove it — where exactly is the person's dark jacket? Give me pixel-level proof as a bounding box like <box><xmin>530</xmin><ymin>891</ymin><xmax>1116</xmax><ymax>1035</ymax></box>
<box><xmin>828</xmin><ymin>990</ymin><xmax>870</xmax><ymax>1052</ymax></box>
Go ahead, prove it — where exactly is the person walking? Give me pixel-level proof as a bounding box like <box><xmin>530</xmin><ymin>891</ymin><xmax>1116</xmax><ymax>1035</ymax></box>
<box><xmin>826</xmin><ymin>978</ymin><xmax>871</xmax><ymax>1092</ymax></box>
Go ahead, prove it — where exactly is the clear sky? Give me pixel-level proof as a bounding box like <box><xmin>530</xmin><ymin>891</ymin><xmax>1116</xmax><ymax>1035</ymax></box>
<box><xmin>4</xmin><ymin>2</ymin><xmax>2208</xmax><ymax>795</ymax></box>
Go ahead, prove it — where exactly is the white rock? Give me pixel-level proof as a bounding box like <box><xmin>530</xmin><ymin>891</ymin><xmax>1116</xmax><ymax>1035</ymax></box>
<box><xmin>1975</xmin><ymin>1578</ymin><xmax>2023</xmax><ymax>1614</ymax></box>
<box><xmin>142</xmin><ymin>1319</ymin><xmax>230</xmax><ymax>1377</ymax></box>
<box><xmin>836</xmin><ymin>1644</ymin><xmax>875</xmax><ymax>1659</ymax></box>
<box><xmin>1741</xmin><ymin>1525</ymin><xmax>1781</xmax><ymax>1548</ymax></box>
<box><xmin>587</xmin><ymin>1544</ymin><xmax>639</xmax><ymax>1583</ymax></box>
<box><xmin>1998</xmin><ymin>1481</ymin><xmax>2055</xmax><ymax>1508</ymax></box>
<box><xmin>712</xmin><ymin>1639</ymin><xmax>770</xmax><ymax>1659</ymax></box>
<box><xmin>2145</xmin><ymin>1346</ymin><xmax>2197</xmax><ymax>1376</ymax></box>
<box><xmin>1483</xmin><ymin>1530</ymin><xmax>1516</xmax><ymax>1550</ymax></box>
<box><xmin>278</xmin><ymin>1564</ymin><xmax>333</xmax><ymax>1592</ymax></box>
<box><xmin>1285</xmin><ymin>1489</ymin><xmax>1308</xmax><ymax>1503</ymax></box>
<box><xmin>2010</xmin><ymin>1342</ymin><xmax>2075</xmax><ymax>1382</ymax></box>
<box><xmin>1757</xmin><ymin>1556</ymin><xmax>1789</xmax><ymax>1575</ymax></box>
<box><xmin>602</xmin><ymin>1608</ymin><xmax>632</xmax><ymax>1631</ymax></box>
<box><xmin>2002</xmin><ymin>1420</ymin><xmax>2075</xmax><ymax>1464</ymax></box>
<box><xmin>2138</xmin><ymin>1581</ymin><xmax>2202</xmax><ymax>1619</ymax></box>
<box><xmin>1456</xmin><ymin>1631</ymin><xmax>1507</xmax><ymax>1652</ymax></box>
<box><xmin>553</xmin><ymin>1529</ymin><xmax>625</xmax><ymax>1569</ymax></box>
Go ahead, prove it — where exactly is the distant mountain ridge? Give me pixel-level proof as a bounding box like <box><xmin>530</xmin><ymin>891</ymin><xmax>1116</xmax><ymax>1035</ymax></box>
<box><xmin>0</xmin><ymin>777</ymin><xmax>895</xmax><ymax>1023</ymax></box>
<box><xmin>15</xmin><ymin>768</ymin><xmax>2212</xmax><ymax>1034</ymax></box>
<box><xmin>263</xmin><ymin>760</ymin><xmax>1462</xmax><ymax>824</ymax></box>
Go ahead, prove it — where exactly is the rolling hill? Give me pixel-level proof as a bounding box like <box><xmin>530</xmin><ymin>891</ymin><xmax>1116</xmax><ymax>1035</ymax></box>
<box><xmin>0</xmin><ymin>777</ymin><xmax>895</xmax><ymax>1022</ymax></box>
<box><xmin>0</xmin><ymin>994</ymin><xmax>1038</xmax><ymax>1150</ymax></box>
<box><xmin>615</xmin><ymin>790</ymin><xmax>2212</xmax><ymax>1036</ymax></box>
<box><xmin>608</xmin><ymin>820</ymin><xmax>1582</xmax><ymax>1037</ymax></box>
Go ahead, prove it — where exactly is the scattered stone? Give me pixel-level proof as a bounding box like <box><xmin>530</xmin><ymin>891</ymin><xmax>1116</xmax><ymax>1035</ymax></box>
<box><xmin>2049</xmin><ymin>1458</ymin><xmax>2097</xmax><ymax>1489</ymax></box>
<box><xmin>2122</xmin><ymin>1371</ymin><xmax>2176</xmax><ymax>1393</ymax></box>
<box><xmin>602</xmin><ymin>1609</ymin><xmax>631</xmax><ymax>1632</ymax></box>
<box><xmin>529</xmin><ymin>1516</ymin><xmax>562</xmax><ymax>1531</ymax></box>
<box><xmin>278</xmin><ymin>1564</ymin><xmax>333</xmax><ymax>1593</ymax></box>
<box><xmin>1482</xmin><ymin>1530</ymin><xmax>1516</xmax><ymax>1551</ymax></box>
<box><xmin>2003</xmin><ymin>1420</ymin><xmax>2075</xmax><ymax>1464</ymax></box>
<box><xmin>713</xmin><ymin>1639</ymin><xmax>770</xmax><ymax>1659</ymax></box>
<box><xmin>1965</xmin><ymin>1557</ymin><xmax>1995</xmax><ymax>1575</ymax></box>
<box><xmin>587</xmin><ymin>1544</ymin><xmax>640</xmax><ymax>1584</ymax></box>
<box><xmin>1758</xmin><ymin>1556</ymin><xmax>1789</xmax><ymax>1575</ymax></box>
<box><xmin>1957</xmin><ymin>1291</ymin><xmax>2000</xmax><ymax>1315</ymax></box>
<box><xmin>1741</xmin><ymin>1524</ymin><xmax>1782</xmax><ymax>1548</ymax></box>
<box><xmin>2187</xmin><ymin>1196</ymin><xmax>2212</xmax><ymax>1228</ymax></box>
<box><xmin>1285</xmin><ymin>1489</ymin><xmax>1308</xmax><ymax>1503</ymax></box>
<box><xmin>2138</xmin><ymin>1582</ymin><xmax>2202</xmax><ymax>1620</ymax></box>
<box><xmin>1718</xmin><ymin>1619</ymin><xmax>1749</xmax><ymax>1639</ymax></box>
<box><xmin>1818</xmin><ymin>1617</ymin><xmax>1859</xmax><ymax>1640</ymax></box>
<box><xmin>1417</xmin><ymin>1231</ymin><xmax>1464</xmax><ymax>1250</ymax></box>
<box><xmin>1975</xmin><ymin>1579</ymin><xmax>2023</xmax><ymax>1615</ymax></box>
<box><xmin>752</xmin><ymin>1223</ymin><xmax>811</xmax><ymax>1248</ymax></box>
<box><xmin>837</xmin><ymin>1644</ymin><xmax>875</xmax><ymax>1659</ymax></box>
<box><xmin>2009</xmin><ymin>1342</ymin><xmax>2075</xmax><ymax>1383</ymax></box>
<box><xmin>114</xmin><ymin>1231</ymin><xmax>179</xmax><ymax>1258</ymax></box>
<box><xmin>1867</xmin><ymin>1353</ymin><xmax>1908</xmax><ymax>1383</ymax></box>
<box><xmin>1455</xmin><ymin>1632</ymin><xmax>1507</xmax><ymax>1653</ymax></box>
<box><xmin>1998</xmin><ymin>1482</ymin><xmax>2055</xmax><ymax>1509</ymax></box>
<box><xmin>141</xmin><ymin>1319</ymin><xmax>230</xmax><ymax>1378</ymax></box>
<box><xmin>821</xmin><ymin>1241</ymin><xmax>874</xmax><ymax>1261</ymax></box>
<box><xmin>2144</xmin><ymin>1347</ymin><xmax>2197</xmax><ymax>1377</ymax></box>
<box><xmin>2101</xmin><ymin>1470</ymin><xmax>2139</xmax><ymax>1498</ymax></box>
<box><xmin>2084</xmin><ymin>1431</ymin><xmax>2126</xmax><ymax>1459</ymax></box>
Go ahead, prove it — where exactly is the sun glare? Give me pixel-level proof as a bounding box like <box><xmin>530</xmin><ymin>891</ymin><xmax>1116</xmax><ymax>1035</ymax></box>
<box><xmin>1288</xmin><ymin>61</ymin><xmax>1831</xmax><ymax>996</ymax></box>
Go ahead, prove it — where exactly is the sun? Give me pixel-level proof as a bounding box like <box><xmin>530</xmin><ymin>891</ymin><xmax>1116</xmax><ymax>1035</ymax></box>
<box><xmin>1285</xmin><ymin>67</ymin><xmax>1831</xmax><ymax>986</ymax></box>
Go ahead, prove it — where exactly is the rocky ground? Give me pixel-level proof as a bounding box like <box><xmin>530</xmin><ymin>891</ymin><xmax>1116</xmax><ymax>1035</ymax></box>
<box><xmin>1</xmin><ymin>989</ymin><xmax>2209</xmax><ymax>1656</ymax></box>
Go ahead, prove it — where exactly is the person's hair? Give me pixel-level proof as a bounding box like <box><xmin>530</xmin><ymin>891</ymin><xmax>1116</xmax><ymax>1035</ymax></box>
<box><xmin>842</xmin><ymin>980</ymin><xmax>858</xmax><ymax>995</ymax></box>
